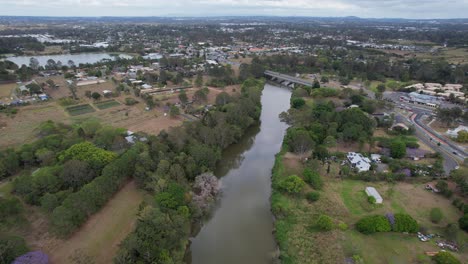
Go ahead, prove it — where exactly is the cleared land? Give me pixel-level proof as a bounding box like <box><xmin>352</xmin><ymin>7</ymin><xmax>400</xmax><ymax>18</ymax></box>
<box><xmin>275</xmin><ymin>151</ymin><xmax>468</xmax><ymax>264</ymax></box>
<box><xmin>44</xmin><ymin>181</ymin><xmax>144</xmax><ymax>264</ymax></box>
<box><xmin>0</xmin><ymin>82</ymin><xmax>15</xmax><ymax>98</ymax></box>
<box><xmin>0</xmin><ymin>102</ymin><xmax>69</xmax><ymax>149</ymax></box>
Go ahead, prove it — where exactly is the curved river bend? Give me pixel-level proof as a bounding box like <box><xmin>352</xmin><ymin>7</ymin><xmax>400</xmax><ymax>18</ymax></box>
<box><xmin>190</xmin><ymin>84</ymin><xmax>292</xmax><ymax>264</ymax></box>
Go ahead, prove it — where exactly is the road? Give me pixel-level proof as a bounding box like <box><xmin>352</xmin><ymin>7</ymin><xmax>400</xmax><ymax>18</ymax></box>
<box><xmin>384</xmin><ymin>91</ymin><xmax>466</xmax><ymax>174</ymax></box>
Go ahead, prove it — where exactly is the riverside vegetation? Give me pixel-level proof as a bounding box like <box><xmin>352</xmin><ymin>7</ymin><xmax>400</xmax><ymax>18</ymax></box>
<box><xmin>0</xmin><ymin>78</ymin><xmax>264</xmax><ymax>264</ymax></box>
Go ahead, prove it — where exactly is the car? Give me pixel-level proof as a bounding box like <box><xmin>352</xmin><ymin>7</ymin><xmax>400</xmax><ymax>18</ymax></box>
<box><xmin>452</xmin><ymin>151</ymin><xmax>458</xmax><ymax>155</ymax></box>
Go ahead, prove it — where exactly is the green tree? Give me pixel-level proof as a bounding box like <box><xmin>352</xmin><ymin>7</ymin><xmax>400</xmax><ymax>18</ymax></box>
<box><xmin>195</xmin><ymin>73</ymin><xmax>203</xmax><ymax>87</ymax></box>
<box><xmin>303</xmin><ymin>168</ymin><xmax>323</xmax><ymax>190</ymax></box>
<box><xmin>433</xmin><ymin>251</ymin><xmax>461</xmax><ymax>264</ymax></box>
<box><xmin>313</xmin><ymin>78</ymin><xmax>320</xmax><ymax>89</ymax></box>
<box><xmin>459</xmin><ymin>213</ymin><xmax>468</xmax><ymax>232</ymax></box>
<box><xmin>0</xmin><ymin>234</ymin><xmax>29</xmax><ymax>264</ymax></box>
<box><xmin>169</xmin><ymin>105</ymin><xmax>180</xmax><ymax>118</ymax></box>
<box><xmin>60</xmin><ymin>160</ymin><xmax>95</xmax><ymax>190</ymax></box>
<box><xmin>215</xmin><ymin>92</ymin><xmax>231</xmax><ymax>106</ymax></box>
<box><xmin>306</xmin><ymin>191</ymin><xmax>320</xmax><ymax>202</ymax></box>
<box><xmin>155</xmin><ymin>182</ymin><xmax>186</xmax><ymax>210</ymax></box>
<box><xmin>91</xmin><ymin>92</ymin><xmax>101</xmax><ymax>100</ymax></box>
<box><xmin>278</xmin><ymin>175</ymin><xmax>305</xmax><ymax>194</ymax></box>
<box><xmin>390</xmin><ymin>140</ymin><xmax>406</xmax><ymax>159</ymax></box>
<box><xmin>393</xmin><ymin>213</ymin><xmax>419</xmax><ymax>233</ymax></box>
<box><xmin>356</xmin><ymin>215</ymin><xmax>391</xmax><ymax>234</ymax></box>
<box><xmin>178</xmin><ymin>90</ymin><xmax>188</xmax><ymax>104</ymax></box>
<box><xmin>291</xmin><ymin>97</ymin><xmax>306</xmax><ymax>109</ymax></box>
<box><xmin>316</xmin><ymin>214</ymin><xmax>333</xmax><ymax>231</ymax></box>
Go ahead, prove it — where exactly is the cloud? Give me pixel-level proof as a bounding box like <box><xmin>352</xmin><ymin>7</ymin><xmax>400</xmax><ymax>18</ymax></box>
<box><xmin>0</xmin><ymin>0</ymin><xmax>467</xmax><ymax>18</ymax></box>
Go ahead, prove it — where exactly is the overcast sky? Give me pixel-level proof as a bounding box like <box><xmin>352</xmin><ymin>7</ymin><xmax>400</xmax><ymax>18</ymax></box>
<box><xmin>1</xmin><ymin>0</ymin><xmax>468</xmax><ymax>18</ymax></box>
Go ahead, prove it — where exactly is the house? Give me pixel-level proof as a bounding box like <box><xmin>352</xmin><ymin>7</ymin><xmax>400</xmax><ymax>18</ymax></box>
<box><xmin>365</xmin><ymin>187</ymin><xmax>383</xmax><ymax>204</ymax></box>
<box><xmin>371</xmin><ymin>154</ymin><xmax>381</xmax><ymax>163</ymax></box>
<box><xmin>347</xmin><ymin>152</ymin><xmax>371</xmax><ymax>172</ymax></box>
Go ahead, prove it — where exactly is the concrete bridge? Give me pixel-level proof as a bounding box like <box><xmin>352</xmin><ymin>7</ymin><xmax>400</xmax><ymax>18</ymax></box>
<box><xmin>264</xmin><ymin>70</ymin><xmax>313</xmax><ymax>88</ymax></box>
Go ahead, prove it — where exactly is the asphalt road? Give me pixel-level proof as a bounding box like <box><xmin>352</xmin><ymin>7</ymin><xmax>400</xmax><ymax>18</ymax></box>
<box><xmin>385</xmin><ymin>91</ymin><xmax>466</xmax><ymax>174</ymax></box>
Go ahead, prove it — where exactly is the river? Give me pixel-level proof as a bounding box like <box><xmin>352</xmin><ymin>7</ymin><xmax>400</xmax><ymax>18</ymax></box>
<box><xmin>189</xmin><ymin>83</ymin><xmax>292</xmax><ymax>264</ymax></box>
<box><xmin>4</xmin><ymin>53</ymin><xmax>133</xmax><ymax>67</ymax></box>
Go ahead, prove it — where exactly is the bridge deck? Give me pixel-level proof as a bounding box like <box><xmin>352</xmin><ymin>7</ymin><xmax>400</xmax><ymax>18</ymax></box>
<box><xmin>264</xmin><ymin>70</ymin><xmax>313</xmax><ymax>87</ymax></box>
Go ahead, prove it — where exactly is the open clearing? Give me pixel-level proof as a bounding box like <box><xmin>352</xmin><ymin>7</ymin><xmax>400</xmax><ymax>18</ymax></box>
<box><xmin>47</xmin><ymin>181</ymin><xmax>144</xmax><ymax>264</ymax></box>
<box><xmin>0</xmin><ymin>102</ymin><xmax>69</xmax><ymax>149</ymax></box>
<box><xmin>276</xmin><ymin>151</ymin><xmax>468</xmax><ymax>264</ymax></box>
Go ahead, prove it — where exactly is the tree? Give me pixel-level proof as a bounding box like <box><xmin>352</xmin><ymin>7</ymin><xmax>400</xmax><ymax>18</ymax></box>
<box><xmin>0</xmin><ymin>235</ymin><xmax>29</xmax><ymax>264</ymax></box>
<box><xmin>193</xmin><ymin>88</ymin><xmax>208</xmax><ymax>103</ymax></box>
<box><xmin>46</xmin><ymin>59</ymin><xmax>57</xmax><ymax>70</ymax></box>
<box><xmin>393</xmin><ymin>213</ymin><xmax>419</xmax><ymax>233</ymax></box>
<box><xmin>390</xmin><ymin>140</ymin><xmax>406</xmax><ymax>159</ymax></box>
<box><xmin>215</xmin><ymin>92</ymin><xmax>231</xmax><ymax>106</ymax></box>
<box><xmin>433</xmin><ymin>251</ymin><xmax>461</xmax><ymax>264</ymax></box>
<box><xmin>306</xmin><ymin>191</ymin><xmax>320</xmax><ymax>202</ymax></box>
<box><xmin>29</xmin><ymin>57</ymin><xmax>39</xmax><ymax>70</ymax></box>
<box><xmin>60</xmin><ymin>160</ymin><xmax>95</xmax><ymax>190</ymax></box>
<box><xmin>430</xmin><ymin>208</ymin><xmax>443</xmax><ymax>223</ymax></box>
<box><xmin>376</xmin><ymin>84</ymin><xmax>386</xmax><ymax>93</ymax></box>
<box><xmin>356</xmin><ymin>215</ymin><xmax>391</xmax><ymax>234</ymax></box>
<box><xmin>91</xmin><ymin>92</ymin><xmax>101</xmax><ymax>100</ymax></box>
<box><xmin>155</xmin><ymin>182</ymin><xmax>186</xmax><ymax>210</ymax></box>
<box><xmin>169</xmin><ymin>105</ymin><xmax>180</xmax><ymax>118</ymax></box>
<box><xmin>278</xmin><ymin>175</ymin><xmax>305</xmax><ymax>194</ymax></box>
<box><xmin>286</xmin><ymin>129</ymin><xmax>314</xmax><ymax>157</ymax></box>
<box><xmin>291</xmin><ymin>97</ymin><xmax>306</xmax><ymax>109</ymax></box>
<box><xmin>178</xmin><ymin>90</ymin><xmax>188</xmax><ymax>104</ymax></box>
<box><xmin>316</xmin><ymin>214</ymin><xmax>333</xmax><ymax>231</ymax></box>
<box><xmin>59</xmin><ymin>142</ymin><xmax>117</xmax><ymax>172</ymax></box>
<box><xmin>195</xmin><ymin>73</ymin><xmax>203</xmax><ymax>87</ymax></box>
<box><xmin>459</xmin><ymin>213</ymin><xmax>468</xmax><ymax>232</ymax></box>
<box><xmin>303</xmin><ymin>168</ymin><xmax>323</xmax><ymax>190</ymax></box>
<box><xmin>313</xmin><ymin>78</ymin><xmax>320</xmax><ymax>89</ymax></box>
<box><xmin>320</xmin><ymin>76</ymin><xmax>329</xmax><ymax>83</ymax></box>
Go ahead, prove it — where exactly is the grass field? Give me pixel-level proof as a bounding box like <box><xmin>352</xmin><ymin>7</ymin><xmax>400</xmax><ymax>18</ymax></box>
<box><xmin>272</xmin><ymin>150</ymin><xmax>468</xmax><ymax>264</ymax></box>
<box><xmin>0</xmin><ymin>82</ymin><xmax>16</xmax><ymax>98</ymax></box>
<box><xmin>94</xmin><ymin>99</ymin><xmax>121</xmax><ymax>110</ymax></box>
<box><xmin>66</xmin><ymin>104</ymin><xmax>96</xmax><ymax>116</ymax></box>
<box><xmin>48</xmin><ymin>181</ymin><xmax>144</xmax><ymax>264</ymax></box>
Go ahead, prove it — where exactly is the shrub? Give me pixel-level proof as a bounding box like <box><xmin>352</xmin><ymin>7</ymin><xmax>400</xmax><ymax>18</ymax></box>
<box><xmin>303</xmin><ymin>168</ymin><xmax>323</xmax><ymax>190</ymax></box>
<box><xmin>433</xmin><ymin>251</ymin><xmax>461</xmax><ymax>264</ymax></box>
<box><xmin>124</xmin><ymin>97</ymin><xmax>138</xmax><ymax>105</ymax></box>
<box><xmin>338</xmin><ymin>222</ymin><xmax>348</xmax><ymax>231</ymax></box>
<box><xmin>0</xmin><ymin>234</ymin><xmax>29</xmax><ymax>264</ymax></box>
<box><xmin>291</xmin><ymin>97</ymin><xmax>306</xmax><ymax>109</ymax></box>
<box><xmin>430</xmin><ymin>208</ymin><xmax>443</xmax><ymax>223</ymax></box>
<box><xmin>459</xmin><ymin>213</ymin><xmax>468</xmax><ymax>232</ymax></box>
<box><xmin>356</xmin><ymin>215</ymin><xmax>391</xmax><ymax>234</ymax></box>
<box><xmin>155</xmin><ymin>182</ymin><xmax>186</xmax><ymax>210</ymax></box>
<box><xmin>306</xmin><ymin>191</ymin><xmax>320</xmax><ymax>202</ymax></box>
<box><xmin>367</xmin><ymin>195</ymin><xmax>376</xmax><ymax>204</ymax></box>
<box><xmin>278</xmin><ymin>175</ymin><xmax>305</xmax><ymax>194</ymax></box>
<box><xmin>393</xmin><ymin>213</ymin><xmax>418</xmax><ymax>233</ymax></box>
<box><xmin>316</xmin><ymin>215</ymin><xmax>333</xmax><ymax>231</ymax></box>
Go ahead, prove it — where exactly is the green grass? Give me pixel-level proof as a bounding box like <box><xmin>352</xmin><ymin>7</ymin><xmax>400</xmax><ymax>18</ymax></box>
<box><xmin>66</xmin><ymin>104</ymin><xmax>96</xmax><ymax>116</ymax></box>
<box><xmin>0</xmin><ymin>181</ymin><xmax>13</xmax><ymax>198</ymax></box>
<box><xmin>94</xmin><ymin>99</ymin><xmax>121</xmax><ymax>110</ymax></box>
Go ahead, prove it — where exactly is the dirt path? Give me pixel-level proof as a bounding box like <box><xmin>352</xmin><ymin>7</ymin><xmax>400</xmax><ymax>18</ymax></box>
<box><xmin>48</xmin><ymin>181</ymin><xmax>143</xmax><ymax>264</ymax></box>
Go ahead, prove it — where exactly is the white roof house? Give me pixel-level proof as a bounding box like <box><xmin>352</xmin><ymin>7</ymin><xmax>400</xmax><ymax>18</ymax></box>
<box><xmin>347</xmin><ymin>152</ymin><xmax>371</xmax><ymax>172</ymax></box>
<box><xmin>365</xmin><ymin>187</ymin><xmax>383</xmax><ymax>204</ymax></box>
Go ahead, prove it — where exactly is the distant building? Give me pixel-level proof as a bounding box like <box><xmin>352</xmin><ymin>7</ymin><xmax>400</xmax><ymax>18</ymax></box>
<box><xmin>347</xmin><ymin>152</ymin><xmax>371</xmax><ymax>172</ymax></box>
<box><xmin>365</xmin><ymin>187</ymin><xmax>383</xmax><ymax>204</ymax></box>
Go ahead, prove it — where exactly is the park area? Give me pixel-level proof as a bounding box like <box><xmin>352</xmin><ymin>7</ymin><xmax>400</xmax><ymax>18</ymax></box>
<box><xmin>273</xmin><ymin>151</ymin><xmax>468</xmax><ymax>264</ymax></box>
